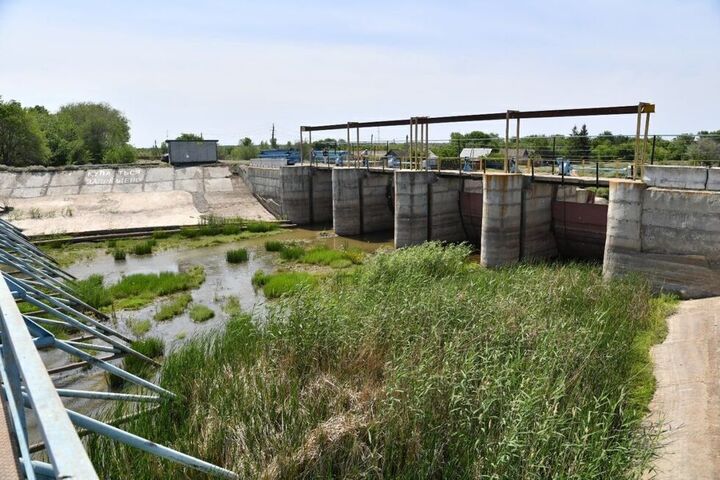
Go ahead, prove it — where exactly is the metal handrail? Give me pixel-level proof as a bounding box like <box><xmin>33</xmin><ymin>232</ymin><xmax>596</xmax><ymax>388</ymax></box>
<box><xmin>0</xmin><ymin>272</ymin><xmax>99</xmax><ymax>479</ymax></box>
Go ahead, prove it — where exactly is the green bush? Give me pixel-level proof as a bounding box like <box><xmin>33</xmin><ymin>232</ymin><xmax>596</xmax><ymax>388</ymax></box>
<box><xmin>103</xmin><ymin>144</ymin><xmax>136</xmax><ymax>164</ymax></box>
<box><xmin>112</xmin><ymin>248</ymin><xmax>126</xmax><ymax>261</ymax></box>
<box><xmin>107</xmin><ymin>239</ymin><xmax>117</xmax><ymax>248</ymax></box>
<box><xmin>226</xmin><ymin>248</ymin><xmax>249</xmax><ymax>264</ymax></box>
<box><xmin>189</xmin><ymin>304</ymin><xmax>215</xmax><ymax>323</ymax></box>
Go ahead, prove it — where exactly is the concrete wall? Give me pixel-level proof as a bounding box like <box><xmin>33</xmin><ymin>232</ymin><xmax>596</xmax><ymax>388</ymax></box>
<box><xmin>604</xmin><ymin>168</ymin><xmax>720</xmax><ymax>298</ymax></box>
<box><xmin>243</xmin><ymin>166</ymin><xmax>283</xmax><ymax>217</ymax></box>
<box><xmin>333</xmin><ymin>168</ymin><xmax>393</xmax><ymax>236</ymax></box>
<box><xmin>243</xmin><ymin>165</ymin><xmax>332</xmax><ymax>224</ymax></box>
<box><xmin>0</xmin><ymin>165</ymin><xmax>234</xmax><ymax>199</ymax></box>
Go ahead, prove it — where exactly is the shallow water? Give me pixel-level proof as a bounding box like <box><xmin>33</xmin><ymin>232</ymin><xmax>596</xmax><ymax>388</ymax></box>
<box><xmin>30</xmin><ymin>227</ymin><xmax>392</xmax><ymax>444</ymax></box>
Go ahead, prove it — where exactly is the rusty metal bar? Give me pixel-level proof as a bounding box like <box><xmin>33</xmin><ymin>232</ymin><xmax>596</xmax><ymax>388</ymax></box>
<box><xmin>301</xmin><ymin>105</ymin><xmax>646</xmax><ymax>132</ymax></box>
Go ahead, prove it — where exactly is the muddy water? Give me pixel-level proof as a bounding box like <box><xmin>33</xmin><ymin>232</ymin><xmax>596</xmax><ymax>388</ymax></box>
<box><xmin>32</xmin><ymin>228</ymin><xmax>392</xmax><ymax>444</ymax></box>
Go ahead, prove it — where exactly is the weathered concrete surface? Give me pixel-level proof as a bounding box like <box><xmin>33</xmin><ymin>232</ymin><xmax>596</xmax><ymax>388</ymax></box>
<box><xmin>332</xmin><ymin>168</ymin><xmax>362</xmax><ymax>235</ymax></box>
<box><xmin>395</xmin><ymin>171</ymin><xmax>429</xmax><ymax>247</ymax></box>
<box><xmin>1</xmin><ymin>164</ymin><xmax>274</xmax><ymax>235</ymax></box>
<box><xmin>647</xmin><ymin>297</ymin><xmax>720</xmax><ymax>480</ymax></box>
<box><xmin>604</xmin><ymin>179</ymin><xmax>720</xmax><ymax>298</ymax></box>
<box><xmin>480</xmin><ymin>173</ymin><xmax>523</xmax><ymax>267</ymax></box>
<box><xmin>643</xmin><ymin>165</ymin><xmax>709</xmax><ymax>190</ymax></box>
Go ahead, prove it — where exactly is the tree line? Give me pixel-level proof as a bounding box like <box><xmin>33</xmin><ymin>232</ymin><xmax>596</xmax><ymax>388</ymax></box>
<box><xmin>0</xmin><ymin>97</ymin><xmax>135</xmax><ymax>166</ymax></box>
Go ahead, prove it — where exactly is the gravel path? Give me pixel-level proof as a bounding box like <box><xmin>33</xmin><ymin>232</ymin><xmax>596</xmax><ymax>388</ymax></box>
<box><xmin>648</xmin><ymin>296</ymin><xmax>720</xmax><ymax>479</ymax></box>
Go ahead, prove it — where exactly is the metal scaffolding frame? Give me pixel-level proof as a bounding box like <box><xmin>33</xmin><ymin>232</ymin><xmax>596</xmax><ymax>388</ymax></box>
<box><xmin>0</xmin><ymin>219</ymin><xmax>237</xmax><ymax>479</ymax></box>
<box><xmin>300</xmin><ymin>103</ymin><xmax>655</xmax><ymax>178</ymax></box>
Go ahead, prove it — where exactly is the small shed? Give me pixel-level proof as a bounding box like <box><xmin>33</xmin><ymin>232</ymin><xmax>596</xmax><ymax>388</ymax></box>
<box><xmin>167</xmin><ymin>140</ymin><xmax>219</xmax><ymax>165</ymax></box>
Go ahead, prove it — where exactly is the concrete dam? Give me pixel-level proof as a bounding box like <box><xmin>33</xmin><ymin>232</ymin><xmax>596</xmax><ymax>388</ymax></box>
<box><xmin>242</xmin><ymin>164</ymin><xmax>720</xmax><ymax>299</ymax></box>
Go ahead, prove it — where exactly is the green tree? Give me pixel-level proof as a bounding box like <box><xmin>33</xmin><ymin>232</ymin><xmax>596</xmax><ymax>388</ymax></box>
<box><xmin>0</xmin><ymin>98</ymin><xmax>50</xmax><ymax>166</ymax></box>
<box><xmin>230</xmin><ymin>137</ymin><xmax>258</xmax><ymax>160</ymax></box>
<box><xmin>104</xmin><ymin>144</ymin><xmax>137</xmax><ymax>164</ymax></box>
<box><xmin>687</xmin><ymin>137</ymin><xmax>720</xmax><ymax>164</ymax></box>
<box><xmin>567</xmin><ymin>124</ymin><xmax>591</xmax><ymax>161</ymax></box>
<box><xmin>55</xmin><ymin>102</ymin><xmax>131</xmax><ymax>163</ymax></box>
<box><xmin>176</xmin><ymin>133</ymin><xmax>203</xmax><ymax>141</ymax></box>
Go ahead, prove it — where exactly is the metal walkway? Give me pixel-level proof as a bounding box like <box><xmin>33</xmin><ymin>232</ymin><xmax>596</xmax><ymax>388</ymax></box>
<box><xmin>0</xmin><ymin>218</ymin><xmax>237</xmax><ymax>479</ymax></box>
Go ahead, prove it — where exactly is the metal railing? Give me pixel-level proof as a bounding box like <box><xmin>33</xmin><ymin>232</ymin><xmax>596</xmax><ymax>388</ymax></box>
<box><xmin>0</xmin><ymin>219</ymin><xmax>237</xmax><ymax>479</ymax></box>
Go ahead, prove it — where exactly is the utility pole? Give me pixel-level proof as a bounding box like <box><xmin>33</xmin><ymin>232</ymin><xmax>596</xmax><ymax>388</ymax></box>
<box><xmin>271</xmin><ymin>123</ymin><xmax>276</xmax><ymax>148</ymax></box>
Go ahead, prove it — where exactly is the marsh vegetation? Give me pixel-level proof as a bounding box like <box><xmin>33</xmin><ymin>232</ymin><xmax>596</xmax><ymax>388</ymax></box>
<box><xmin>89</xmin><ymin>243</ymin><xmax>674</xmax><ymax>479</ymax></box>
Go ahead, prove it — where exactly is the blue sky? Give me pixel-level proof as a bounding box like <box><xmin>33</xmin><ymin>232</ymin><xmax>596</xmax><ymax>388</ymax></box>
<box><xmin>1</xmin><ymin>0</ymin><xmax>719</xmax><ymax>146</ymax></box>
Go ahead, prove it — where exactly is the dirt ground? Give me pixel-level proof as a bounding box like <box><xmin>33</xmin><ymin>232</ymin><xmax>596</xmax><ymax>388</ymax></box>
<box><xmin>648</xmin><ymin>297</ymin><xmax>720</xmax><ymax>479</ymax></box>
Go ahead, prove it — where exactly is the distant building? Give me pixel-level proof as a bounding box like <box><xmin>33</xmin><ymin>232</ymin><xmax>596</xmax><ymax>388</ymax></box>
<box><xmin>459</xmin><ymin>147</ymin><xmax>492</xmax><ymax>159</ymax></box>
<box><xmin>166</xmin><ymin>140</ymin><xmax>218</xmax><ymax>165</ymax></box>
<box><xmin>499</xmin><ymin>148</ymin><xmax>537</xmax><ymax>162</ymax></box>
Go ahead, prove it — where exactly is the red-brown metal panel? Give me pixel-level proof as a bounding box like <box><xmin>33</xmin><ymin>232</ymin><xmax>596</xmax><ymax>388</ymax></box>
<box><xmin>552</xmin><ymin>201</ymin><xmax>608</xmax><ymax>260</ymax></box>
<box><xmin>460</xmin><ymin>192</ymin><xmax>483</xmax><ymax>245</ymax></box>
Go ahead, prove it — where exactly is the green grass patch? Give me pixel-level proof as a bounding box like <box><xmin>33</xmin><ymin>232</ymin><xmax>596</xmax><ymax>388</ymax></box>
<box><xmin>71</xmin><ymin>266</ymin><xmax>205</xmax><ymax>312</ymax></box>
<box><xmin>222</xmin><ymin>296</ymin><xmax>242</xmax><ymax>317</ymax></box>
<box><xmin>262</xmin><ymin>271</ymin><xmax>316</xmax><ymax>299</ymax></box>
<box><xmin>279</xmin><ymin>244</ymin><xmax>305</xmax><ymax>261</ymax></box>
<box><xmin>90</xmin><ymin>243</ymin><xmax>670</xmax><ymax>478</ymax></box>
<box><xmin>112</xmin><ymin>248</ymin><xmax>126</xmax><ymax>261</ymax></box>
<box><xmin>153</xmin><ymin>293</ymin><xmax>193</xmax><ymax>321</ymax></box>
<box><xmin>189</xmin><ymin>304</ymin><xmax>215</xmax><ymax>323</ymax></box>
<box><xmin>127</xmin><ymin>318</ymin><xmax>151</xmax><ymax>337</ymax></box>
<box><xmin>152</xmin><ymin>229</ymin><xmax>171</xmax><ymax>239</ymax></box>
<box><xmin>69</xmin><ymin>274</ymin><xmax>112</xmax><ymax>309</ymax></box>
<box><xmin>131</xmin><ymin>240</ymin><xmax>154</xmax><ymax>256</ymax></box>
<box><xmin>264</xmin><ymin>240</ymin><xmax>284</xmax><ymax>252</ymax></box>
<box><xmin>226</xmin><ymin>248</ymin><xmax>249</xmax><ymax>264</ymax></box>
<box><xmin>108</xmin><ymin>337</ymin><xmax>164</xmax><ymax>389</ymax></box>
<box><xmin>245</xmin><ymin>220</ymin><xmax>278</xmax><ymax>233</ymax></box>
<box><xmin>299</xmin><ymin>245</ymin><xmax>363</xmax><ymax>267</ymax></box>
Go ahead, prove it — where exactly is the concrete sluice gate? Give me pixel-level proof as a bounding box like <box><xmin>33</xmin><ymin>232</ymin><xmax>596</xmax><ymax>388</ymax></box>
<box><xmin>243</xmin><ymin>164</ymin><xmax>720</xmax><ymax>299</ymax></box>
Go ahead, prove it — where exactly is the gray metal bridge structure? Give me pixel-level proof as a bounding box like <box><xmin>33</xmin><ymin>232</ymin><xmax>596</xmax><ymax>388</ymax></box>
<box><xmin>0</xmin><ymin>218</ymin><xmax>236</xmax><ymax>479</ymax></box>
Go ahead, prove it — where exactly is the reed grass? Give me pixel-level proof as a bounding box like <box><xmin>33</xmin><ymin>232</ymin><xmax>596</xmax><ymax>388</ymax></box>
<box><xmin>89</xmin><ymin>243</ymin><xmax>671</xmax><ymax>479</ymax></box>
<box><xmin>226</xmin><ymin>248</ymin><xmax>249</xmax><ymax>264</ymax></box>
<box><xmin>264</xmin><ymin>240</ymin><xmax>284</xmax><ymax>252</ymax></box>
<box><xmin>131</xmin><ymin>240</ymin><xmax>154</xmax><ymax>256</ymax></box>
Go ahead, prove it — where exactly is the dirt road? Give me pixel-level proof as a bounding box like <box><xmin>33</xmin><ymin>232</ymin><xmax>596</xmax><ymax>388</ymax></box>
<box><xmin>648</xmin><ymin>296</ymin><xmax>720</xmax><ymax>479</ymax></box>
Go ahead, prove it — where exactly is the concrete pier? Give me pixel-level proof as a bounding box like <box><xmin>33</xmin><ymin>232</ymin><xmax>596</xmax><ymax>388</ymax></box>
<box><xmin>480</xmin><ymin>173</ymin><xmax>523</xmax><ymax>267</ymax></box>
<box><xmin>332</xmin><ymin>168</ymin><xmax>393</xmax><ymax>236</ymax></box>
<box><xmin>394</xmin><ymin>171</ymin><xmax>429</xmax><ymax>247</ymax></box>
